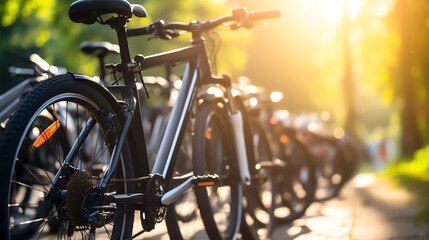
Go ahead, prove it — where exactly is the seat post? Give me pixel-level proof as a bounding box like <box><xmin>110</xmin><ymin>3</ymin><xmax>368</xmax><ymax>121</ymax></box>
<box><xmin>110</xmin><ymin>19</ymin><xmax>136</xmax><ymax>86</ymax></box>
<box><xmin>113</xmin><ymin>22</ymin><xmax>132</xmax><ymax>63</ymax></box>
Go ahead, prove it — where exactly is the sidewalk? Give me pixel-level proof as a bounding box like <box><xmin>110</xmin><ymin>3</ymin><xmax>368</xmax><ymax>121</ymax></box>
<box><xmin>271</xmin><ymin>173</ymin><xmax>429</xmax><ymax>240</ymax></box>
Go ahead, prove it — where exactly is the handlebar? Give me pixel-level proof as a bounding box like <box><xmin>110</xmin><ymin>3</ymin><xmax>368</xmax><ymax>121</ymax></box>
<box><xmin>247</xmin><ymin>10</ymin><xmax>281</xmax><ymax>22</ymax></box>
<box><xmin>127</xmin><ymin>8</ymin><xmax>280</xmax><ymax>38</ymax></box>
<box><xmin>8</xmin><ymin>67</ymin><xmax>36</xmax><ymax>77</ymax></box>
<box><xmin>9</xmin><ymin>54</ymin><xmax>67</xmax><ymax>78</ymax></box>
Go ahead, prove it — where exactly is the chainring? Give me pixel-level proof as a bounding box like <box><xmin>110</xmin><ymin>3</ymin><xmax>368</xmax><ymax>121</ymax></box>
<box><xmin>141</xmin><ymin>174</ymin><xmax>167</xmax><ymax>231</ymax></box>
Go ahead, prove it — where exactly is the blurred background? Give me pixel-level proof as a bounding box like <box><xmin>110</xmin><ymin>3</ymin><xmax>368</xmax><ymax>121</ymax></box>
<box><xmin>1</xmin><ymin>0</ymin><xmax>429</xmax><ymax>172</ymax></box>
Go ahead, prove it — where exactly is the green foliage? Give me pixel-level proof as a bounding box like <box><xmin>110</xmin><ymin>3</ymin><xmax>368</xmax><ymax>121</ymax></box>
<box><xmin>0</xmin><ymin>0</ymin><xmax>246</xmax><ymax>93</ymax></box>
<box><xmin>383</xmin><ymin>145</ymin><xmax>429</xmax><ymax>221</ymax></box>
<box><xmin>385</xmin><ymin>146</ymin><xmax>429</xmax><ymax>181</ymax></box>
<box><xmin>0</xmin><ymin>0</ymin><xmax>68</xmax><ymax>93</ymax></box>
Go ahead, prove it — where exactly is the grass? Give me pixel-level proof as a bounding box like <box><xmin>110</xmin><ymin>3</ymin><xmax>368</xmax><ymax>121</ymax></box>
<box><xmin>382</xmin><ymin>145</ymin><xmax>429</xmax><ymax>221</ymax></box>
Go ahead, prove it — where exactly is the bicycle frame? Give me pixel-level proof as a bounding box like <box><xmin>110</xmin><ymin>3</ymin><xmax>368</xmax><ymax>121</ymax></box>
<box><xmin>144</xmin><ymin>43</ymin><xmax>255</xmax><ymax>183</ymax></box>
<box><xmin>64</xmin><ymin>2</ymin><xmax>280</xmax><ymax>207</ymax></box>
<box><xmin>93</xmin><ymin>17</ymin><xmax>252</xmax><ymax>204</ymax></box>
<box><xmin>147</xmin><ymin>46</ymin><xmax>202</xmax><ymax>179</ymax></box>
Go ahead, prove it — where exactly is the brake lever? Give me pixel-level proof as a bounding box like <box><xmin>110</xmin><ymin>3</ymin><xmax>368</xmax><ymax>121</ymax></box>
<box><xmin>165</xmin><ymin>30</ymin><xmax>182</xmax><ymax>39</ymax></box>
<box><xmin>229</xmin><ymin>23</ymin><xmax>240</xmax><ymax>30</ymax></box>
<box><xmin>149</xmin><ymin>29</ymin><xmax>182</xmax><ymax>40</ymax></box>
<box><xmin>159</xmin><ymin>29</ymin><xmax>176</xmax><ymax>40</ymax></box>
<box><xmin>232</xmin><ymin>8</ymin><xmax>254</xmax><ymax>29</ymax></box>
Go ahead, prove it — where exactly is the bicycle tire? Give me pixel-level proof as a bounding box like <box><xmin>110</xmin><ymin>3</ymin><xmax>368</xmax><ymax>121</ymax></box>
<box><xmin>310</xmin><ymin>136</ymin><xmax>348</xmax><ymax>201</ymax></box>
<box><xmin>192</xmin><ymin>99</ymin><xmax>242</xmax><ymax>240</ymax></box>
<box><xmin>240</xmin><ymin>118</ymin><xmax>275</xmax><ymax>239</ymax></box>
<box><xmin>0</xmin><ymin>74</ymin><xmax>135</xmax><ymax>239</ymax></box>
<box><xmin>272</xmin><ymin>130</ymin><xmax>316</xmax><ymax>223</ymax></box>
<box><xmin>337</xmin><ymin>135</ymin><xmax>360</xmax><ymax>183</ymax></box>
<box><xmin>239</xmin><ymin>109</ymin><xmax>317</xmax><ymax>238</ymax></box>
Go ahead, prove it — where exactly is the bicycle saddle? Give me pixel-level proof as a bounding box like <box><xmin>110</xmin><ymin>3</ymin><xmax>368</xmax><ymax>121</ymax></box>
<box><xmin>80</xmin><ymin>41</ymin><xmax>120</xmax><ymax>56</ymax></box>
<box><xmin>69</xmin><ymin>0</ymin><xmax>147</xmax><ymax>25</ymax></box>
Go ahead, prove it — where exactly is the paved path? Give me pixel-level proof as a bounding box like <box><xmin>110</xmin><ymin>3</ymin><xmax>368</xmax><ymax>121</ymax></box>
<box><xmin>271</xmin><ymin>173</ymin><xmax>429</xmax><ymax>240</ymax></box>
<box><xmin>137</xmin><ymin>173</ymin><xmax>429</xmax><ymax>239</ymax></box>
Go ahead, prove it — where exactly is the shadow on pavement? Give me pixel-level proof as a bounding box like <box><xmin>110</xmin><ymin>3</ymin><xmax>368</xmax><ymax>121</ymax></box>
<box><xmin>270</xmin><ymin>173</ymin><xmax>429</xmax><ymax>240</ymax></box>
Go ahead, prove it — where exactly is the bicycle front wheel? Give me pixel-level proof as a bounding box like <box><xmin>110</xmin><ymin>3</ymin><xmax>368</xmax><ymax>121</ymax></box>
<box><xmin>0</xmin><ymin>74</ymin><xmax>135</xmax><ymax>239</ymax></box>
<box><xmin>165</xmin><ymin>120</ymin><xmax>209</xmax><ymax>239</ymax></box>
<box><xmin>192</xmin><ymin>99</ymin><xmax>242</xmax><ymax>240</ymax></box>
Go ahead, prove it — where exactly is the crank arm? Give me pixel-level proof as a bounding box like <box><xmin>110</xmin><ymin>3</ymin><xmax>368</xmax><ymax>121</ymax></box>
<box><xmin>107</xmin><ymin>193</ymin><xmax>145</xmax><ymax>204</ymax></box>
<box><xmin>161</xmin><ymin>174</ymin><xmax>219</xmax><ymax>205</ymax></box>
<box><xmin>256</xmin><ymin>159</ymin><xmax>287</xmax><ymax>170</ymax></box>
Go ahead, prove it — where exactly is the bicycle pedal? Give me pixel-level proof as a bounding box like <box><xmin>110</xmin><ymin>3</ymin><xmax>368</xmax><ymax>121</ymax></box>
<box><xmin>191</xmin><ymin>174</ymin><xmax>219</xmax><ymax>187</ymax></box>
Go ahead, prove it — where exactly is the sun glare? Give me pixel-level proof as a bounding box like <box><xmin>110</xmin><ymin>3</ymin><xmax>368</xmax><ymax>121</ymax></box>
<box><xmin>373</xmin><ymin>0</ymin><xmax>395</xmax><ymax>17</ymax></box>
<box><xmin>323</xmin><ymin>0</ymin><xmax>344</xmax><ymax>23</ymax></box>
<box><xmin>322</xmin><ymin>0</ymin><xmax>365</xmax><ymax>23</ymax></box>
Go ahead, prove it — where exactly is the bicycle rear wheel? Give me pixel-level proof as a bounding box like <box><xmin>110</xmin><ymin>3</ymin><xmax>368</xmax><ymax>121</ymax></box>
<box><xmin>0</xmin><ymin>74</ymin><xmax>135</xmax><ymax>239</ymax></box>
<box><xmin>192</xmin><ymin>99</ymin><xmax>242</xmax><ymax>240</ymax></box>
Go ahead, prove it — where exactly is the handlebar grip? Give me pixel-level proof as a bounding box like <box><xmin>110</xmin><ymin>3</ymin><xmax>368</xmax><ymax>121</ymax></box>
<box><xmin>249</xmin><ymin>10</ymin><xmax>281</xmax><ymax>21</ymax></box>
<box><xmin>127</xmin><ymin>26</ymin><xmax>152</xmax><ymax>37</ymax></box>
<box><xmin>29</xmin><ymin>54</ymin><xmax>50</xmax><ymax>73</ymax></box>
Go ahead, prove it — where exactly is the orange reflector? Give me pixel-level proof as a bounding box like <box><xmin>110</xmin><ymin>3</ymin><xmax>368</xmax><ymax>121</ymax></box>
<box><xmin>279</xmin><ymin>134</ymin><xmax>289</xmax><ymax>144</ymax></box>
<box><xmin>205</xmin><ymin>128</ymin><xmax>212</xmax><ymax>140</ymax></box>
<box><xmin>269</xmin><ymin>117</ymin><xmax>278</xmax><ymax>126</ymax></box>
<box><xmin>32</xmin><ymin>120</ymin><xmax>61</xmax><ymax>148</ymax></box>
<box><xmin>197</xmin><ymin>181</ymin><xmax>215</xmax><ymax>187</ymax></box>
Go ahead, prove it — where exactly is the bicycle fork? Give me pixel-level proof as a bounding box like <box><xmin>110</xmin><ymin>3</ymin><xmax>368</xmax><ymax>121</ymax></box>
<box><xmin>225</xmin><ymin>87</ymin><xmax>252</xmax><ymax>185</ymax></box>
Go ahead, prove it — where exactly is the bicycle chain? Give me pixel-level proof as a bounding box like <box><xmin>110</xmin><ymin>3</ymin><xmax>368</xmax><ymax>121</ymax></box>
<box><xmin>88</xmin><ymin>175</ymin><xmax>149</xmax><ymax>183</ymax></box>
<box><xmin>89</xmin><ymin>174</ymin><xmax>167</xmax><ymax>231</ymax></box>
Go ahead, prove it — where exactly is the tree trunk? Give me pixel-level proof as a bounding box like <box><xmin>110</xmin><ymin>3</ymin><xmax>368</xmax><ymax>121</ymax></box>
<box><xmin>396</xmin><ymin>1</ymin><xmax>423</xmax><ymax>157</ymax></box>
<box><xmin>342</xmin><ymin>0</ymin><xmax>357</xmax><ymax>137</ymax></box>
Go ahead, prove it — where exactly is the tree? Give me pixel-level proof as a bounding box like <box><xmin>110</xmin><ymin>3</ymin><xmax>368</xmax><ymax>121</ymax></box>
<box><xmin>342</xmin><ymin>0</ymin><xmax>357</xmax><ymax>136</ymax></box>
<box><xmin>0</xmin><ymin>0</ymin><xmax>61</xmax><ymax>93</ymax></box>
<box><xmin>393</xmin><ymin>1</ymin><xmax>429</xmax><ymax>156</ymax></box>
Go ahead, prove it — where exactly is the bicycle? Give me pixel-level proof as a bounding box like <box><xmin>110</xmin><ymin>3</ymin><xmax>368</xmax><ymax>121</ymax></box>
<box><xmin>0</xmin><ymin>54</ymin><xmax>66</xmax><ymax>129</ymax></box>
<box><xmin>0</xmin><ymin>0</ymin><xmax>280</xmax><ymax>239</ymax></box>
<box><xmin>231</xmin><ymin>84</ymin><xmax>316</xmax><ymax>238</ymax></box>
<box><xmin>293</xmin><ymin>112</ymin><xmax>350</xmax><ymax>201</ymax></box>
<box><xmin>80</xmin><ymin>41</ymin><xmax>120</xmax><ymax>85</ymax></box>
<box><xmin>266</xmin><ymin>109</ymin><xmax>316</xmax><ymax>223</ymax></box>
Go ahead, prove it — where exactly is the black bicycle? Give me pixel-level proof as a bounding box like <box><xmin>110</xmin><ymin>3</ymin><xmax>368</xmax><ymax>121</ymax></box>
<box><xmin>0</xmin><ymin>0</ymin><xmax>279</xmax><ymax>239</ymax></box>
<box><xmin>1</xmin><ymin>54</ymin><xmax>66</xmax><ymax>130</ymax></box>
<box><xmin>80</xmin><ymin>41</ymin><xmax>120</xmax><ymax>85</ymax></box>
<box><xmin>235</xmin><ymin>87</ymin><xmax>316</xmax><ymax>239</ymax></box>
